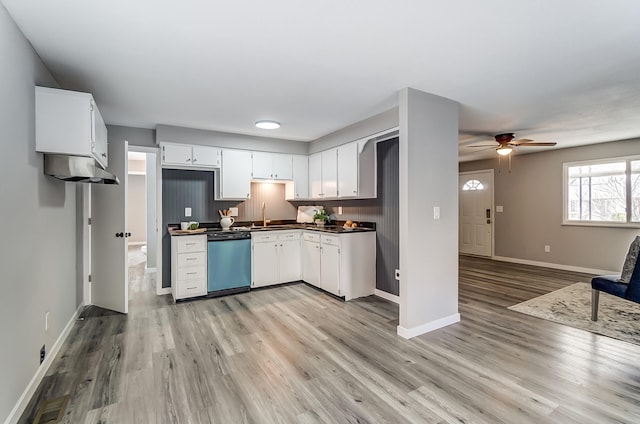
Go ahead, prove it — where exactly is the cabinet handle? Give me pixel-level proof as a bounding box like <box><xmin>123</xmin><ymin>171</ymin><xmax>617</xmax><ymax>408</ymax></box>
<box><xmin>193</xmin><ymin>158</ymin><xmax>197</xmax><ymax>163</ymax></box>
<box><xmin>247</xmin><ymin>193</ymin><xmax>250</xmax><ymax>198</ymax></box>
<box><xmin>275</xmin><ymin>174</ymin><xmax>278</xmax><ymax>178</ymax></box>
<box><xmin>353</xmin><ymin>190</ymin><xmax>357</xmax><ymax>194</ymax></box>
<box><xmin>186</xmin><ymin>257</ymin><xmax>196</xmax><ymax>261</ymax></box>
<box><xmin>187</xmin><ymin>272</ymin><xmax>197</xmax><ymax>275</ymax></box>
<box><xmin>101</xmin><ymin>153</ymin><xmax>106</xmax><ymax>157</ymax></box>
<box><xmin>186</xmin><ymin>286</ymin><xmax>197</xmax><ymax>290</ymax></box>
<box><xmin>186</xmin><ymin>158</ymin><xmax>191</xmax><ymax>162</ymax></box>
<box><xmin>270</xmin><ymin>174</ymin><xmax>273</xmax><ymax>178</ymax></box>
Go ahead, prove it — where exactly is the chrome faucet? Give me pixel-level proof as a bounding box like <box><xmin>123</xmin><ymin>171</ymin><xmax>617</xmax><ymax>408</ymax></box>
<box><xmin>262</xmin><ymin>202</ymin><xmax>267</xmax><ymax>227</ymax></box>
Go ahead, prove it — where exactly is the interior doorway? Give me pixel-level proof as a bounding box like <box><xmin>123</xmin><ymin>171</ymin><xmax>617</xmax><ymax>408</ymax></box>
<box><xmin>459</xmin><ymin>170</ymin><xmax>494</xmax><ymax>257</ymax></box>
<box><xmin>127</xmin><ymin>148</ymin><xmax>158</xmax><ymax>298</ymax></box>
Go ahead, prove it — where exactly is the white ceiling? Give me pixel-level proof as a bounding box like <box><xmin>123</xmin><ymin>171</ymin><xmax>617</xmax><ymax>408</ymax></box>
<box><xmin>4</xmin><ymin>0</ymin><xmax>640</xmax><ymax>161</ymax></box>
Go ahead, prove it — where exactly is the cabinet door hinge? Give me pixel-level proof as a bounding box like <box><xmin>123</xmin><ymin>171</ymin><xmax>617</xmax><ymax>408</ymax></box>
<box><xmin>88</xmin><ymin>217</ymin><xmax>92</xmax><ymax>225</ymax></box>
<box><xmin>88</xmin><ymin>274</ymin><xmax>92</xmax><ymax>282</ymax></box>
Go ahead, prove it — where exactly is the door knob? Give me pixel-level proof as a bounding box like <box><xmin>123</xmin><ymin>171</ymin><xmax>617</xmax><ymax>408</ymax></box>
<box><xmin>115</xmin><ymin>232</ymin><xmax>124</xmax><ymax>237</ymax></box>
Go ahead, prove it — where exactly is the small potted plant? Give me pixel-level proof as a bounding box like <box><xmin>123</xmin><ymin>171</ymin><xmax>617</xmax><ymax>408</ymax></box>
<box><xmin>313</xmin><ymin>208</ymin><xmax>330</xmax><ymax>226</ymax></box>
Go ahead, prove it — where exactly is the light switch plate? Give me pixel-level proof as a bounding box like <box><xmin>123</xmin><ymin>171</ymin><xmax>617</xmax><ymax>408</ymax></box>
<box><xmin>337</xmin><ymin>206</ymin><xmax>343</xmax><ymax>215</ymax></box>
<box><xmin>185</xmin><ymin>207</ymin><xmax>192</xmax><ymax>217</ymax></box>
<box><xmin>496</xmin><ymin>205</ymin><xmax>504</xmax><ymax>212</ymax></box>
<box><xmin>433</xmin><ymin>206</ymin><xmax>440</xmax><ymax>220</ymax></box>
<box><xmin>229</xmin><ymin>207</ymin><xmax>239</xmax><ymax>217</ymax></box>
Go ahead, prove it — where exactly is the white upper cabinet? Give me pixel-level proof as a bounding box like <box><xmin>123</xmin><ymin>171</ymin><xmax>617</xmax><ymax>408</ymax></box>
<box><xmin>219</xmin><ymin>149</ymin><xmax>252</xmax><ymax>200</ymax></box>
<box><xmin>309</xmin><ymin>152</ymin><xmax>323</xmax><ymax>198</ymax></box>
<box><xmin>192</xmin><ymin>145</ymin><xmax>221</xmax><ymax>167</ymax></box>
<box><xmin>286</xmin><ymin>155</ymin><xmax>309</xmax><ymax>200</ymax></box>
<box><xmin>35</xmin><ymin>86</ymin><xmax>109</xmax><ymax>169</ymax></box>
<box><xmin>337</xmin><ymin>141</ymin><xmax>358</xmax><ymax>198</ymax></box>
<box><xmin>252</xmin><ymin>152</ymin><xmax>292</xmax><ymax>180</ymax></box>
<box><xmin>161</xmin><ymin>143</ymin><xmax>220</xmax><ymax>169</ymax></box>
<box><xmin>321</xmin><ymin>148</ymin><xmax>338</xmax><ymax>198</ymax></box>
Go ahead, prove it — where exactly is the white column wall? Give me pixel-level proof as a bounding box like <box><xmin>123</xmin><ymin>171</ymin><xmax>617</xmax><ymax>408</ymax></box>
<box><xmin>398</xmin><ymin>87</ymin><xmax>460</xmax><ymax>338</ymax></box>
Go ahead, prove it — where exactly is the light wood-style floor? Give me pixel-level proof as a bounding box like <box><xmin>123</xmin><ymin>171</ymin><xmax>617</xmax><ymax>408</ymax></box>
<box><xmin>19</xmin><ymin>252</ymin><xmax>640</xmax><ymax>423</ymax></box>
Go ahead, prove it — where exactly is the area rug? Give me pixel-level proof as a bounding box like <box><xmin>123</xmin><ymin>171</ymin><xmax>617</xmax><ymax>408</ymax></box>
<box><xmin>508</xmin><ymin>282</ymin><xmax>640</xmax><ymax>346</ymax></box>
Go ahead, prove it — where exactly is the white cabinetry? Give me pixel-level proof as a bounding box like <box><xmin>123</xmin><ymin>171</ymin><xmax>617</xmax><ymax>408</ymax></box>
<box><xmin>337</xmin><ymin>142</ymin><xmax>358</xmax><ymax>198</ymax></box>
<box><xmin>309</xmin><ymin>149</ymin><xmax>338</xmax><ymax>199</ymax></box>
<box><xmin>301</xmin><ymin>231</ymin><xmax>375</xmax><ymax>300</ymax></box>
<box><xmin>161</xmin><ymin>143</ymin><xmax>221</xmax><ymax>168</ymax></box>
<box><xmin>171</xmin><ymin>235</ymin><xmax>208</xmax><ymax>300</ymax></box>
<box><xmin>252</xmin><ymin>231</ymin><xmax>301</xmax><ymax>288</ymax></box>
<box><xmin>286</xmin><ymin>155</ymin><xmax>309</xmax><ymax>200</ymax></box>
<box><xmin>301</xmin><ymin>232</ymin><xmax>321</xmax><ymax>287</ymax></box>
<box><xmin>252</xmin><ymin>152</ymin><xmax>293</xmax><ymax>180</ymax></box>
<box><xmin>219</xmin><ymin>149</ymin><xmax>252</xmax><ymax>199</ymax></box>
<box><xmin>35</xmin><ymin>86</ymin><xmax>109</xmax><ymax>169</ymax></box>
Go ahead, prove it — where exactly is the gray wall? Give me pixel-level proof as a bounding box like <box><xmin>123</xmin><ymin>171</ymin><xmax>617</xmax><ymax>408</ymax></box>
<box><xmin>460</xmin><ymin>137</ymin><xmax>640</xmax><ymax>272</ymax></box>
<box><xmin>161</xmin><ymin>170</ymin><xmax>297</xmax><ymax>287</ymax></box>
<box><xmin>309</xmin><ymin>107</ymin><xmax>398</xmax><ymax>154</ymax></box>
<box><xmin>146</xmin><ymin>154</ymin><xmax>157</xmax><ymax>268</ymax></box>
<box><xmin>108</xmin><ymin>125</ymin><xmax>156</xmax><ymax>148</ymax></box>
<box><xmin>295</xmin><ymin>139</ymin><xmax>400</xmax><ymax>295</ymax></box>
<box><xmin>0</xmin><ymin>6</ymin><xmax>77</xmax><ymax>421</ymax></box>
<box><xmin>157</xmin><ymin>124</ymin><xmax>309</xmax><ymax>155</ymax></box>
<box><xmin>127</xmin><ymin>174</ymin><xmax>146</xmax><ymax>244</ymax></box>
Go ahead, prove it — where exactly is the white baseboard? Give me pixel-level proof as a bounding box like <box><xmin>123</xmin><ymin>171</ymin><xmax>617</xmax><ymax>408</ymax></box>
<box><xmin>156</xmin><ymin>287</ymin><xmax>172</xmax><ymax>296</ymax></box>
<box><xmin>491</xmin><ymin>255</ymin><xmax>617</xmax><ymax>276</ymax></box>
<box><xmin>145</xmin><ymin>266</ymin><xmax>157</xmax><ymax>274</ymax></box>
<box><xmin>374</xmin><ymin>289</ymin><xmax>400</xmax><ymax>304</ymax></box>
<box><xmin>397</xmin><ymin>313</ymin><xmax>460</xmax><ymax>339</ymax></box>
<box><xmin>4</xmin><ymin>304</ymin><xmax>83</xmax><ymax>424</ymax></box>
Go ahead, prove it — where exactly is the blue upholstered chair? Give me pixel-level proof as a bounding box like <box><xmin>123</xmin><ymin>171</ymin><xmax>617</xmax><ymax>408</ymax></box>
<box><xmin>591</xmin><ymin>260</ymin><xmax>640</xmax><ymax>320</ymax></box>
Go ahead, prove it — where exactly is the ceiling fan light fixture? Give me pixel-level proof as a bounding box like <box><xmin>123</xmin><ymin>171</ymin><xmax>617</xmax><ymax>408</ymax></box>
<box><xmin>255</xmin><ymin>120</ymin><xmax>280</xmax><ymax>130</ymax></box>
<box><xmin>496</xmin><ymin>146</ymin><xmax>513</xmax><ymax>156</ymax></box>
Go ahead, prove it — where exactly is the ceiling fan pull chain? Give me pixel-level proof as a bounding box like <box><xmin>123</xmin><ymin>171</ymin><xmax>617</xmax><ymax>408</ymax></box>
<box><xmin>508</xmin><ymin>154</ymin><xmax>512</xmax><ymax>173</ymax></box>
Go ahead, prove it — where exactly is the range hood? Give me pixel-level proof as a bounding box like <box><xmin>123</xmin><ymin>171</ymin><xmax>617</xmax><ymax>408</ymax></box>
<box><xmin>44</xmin><ymin>154</ymin><xmax>119</xmax><ymax>184</ymax></box>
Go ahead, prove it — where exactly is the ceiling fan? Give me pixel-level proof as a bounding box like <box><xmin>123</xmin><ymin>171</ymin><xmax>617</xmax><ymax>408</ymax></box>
<box><xmin>470</xmin><ymin>133</ymin><xmax>557</xmax><ymax>156</ymax></box>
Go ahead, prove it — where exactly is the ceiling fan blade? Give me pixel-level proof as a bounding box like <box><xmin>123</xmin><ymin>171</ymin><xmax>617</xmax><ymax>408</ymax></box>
<box><xmin>514</xmin><ymin>142</ymin><xmax>557</xmax><ymax>147</ymax></box>
<box><xmin>511</xmin><ymin>138</ymin><xmax>556</xmax><ymax>146</ymax></box>
<box><xmin>468</xmin><ymin>144</ymin><xmax>498</xmax><ymax>148</ymax></box>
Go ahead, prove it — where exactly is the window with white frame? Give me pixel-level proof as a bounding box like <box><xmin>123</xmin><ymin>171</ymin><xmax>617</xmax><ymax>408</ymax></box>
<box><xmin>564</xmin><ymin>156</ymin><xmax>640</xmax><ymax>225</ymax></box>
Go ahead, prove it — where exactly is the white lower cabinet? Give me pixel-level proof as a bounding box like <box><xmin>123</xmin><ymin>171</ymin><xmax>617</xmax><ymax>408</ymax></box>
<box><xmin>171</xmin><ymin>234</ymin><xmax>208</xmax><ymax>301</ymax></box>
<box><xmin>252</xmin><ymin>231</ymin><xmax>301</xmax><ymax>288</ymax></box>
<box><xmin>301</xmin><ymin>231</ymin><xmax>376</xmax><ymax>300</ymax></box>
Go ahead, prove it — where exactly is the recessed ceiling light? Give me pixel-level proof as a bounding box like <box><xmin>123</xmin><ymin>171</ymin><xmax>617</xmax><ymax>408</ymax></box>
<box><xmin>255</xmin><ymin>120</ymin><xmax>280</xmax><ymax>130</ymax></box>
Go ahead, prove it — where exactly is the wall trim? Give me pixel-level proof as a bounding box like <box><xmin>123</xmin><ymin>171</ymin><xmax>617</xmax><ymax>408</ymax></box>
<box><xmin>397</xmin><ymin>313</ymin><xmax>460</xmax><ymax>339</ymax></box>
<box><xmin>145</xmin><ymin>266</ymin><xmax>157</xmax><ymax>274</ymax></box>
<box><xmin>157</xmin><ymin>287</ymin><xmax>172</xmax><ymax>296</ymax></box>
<box><xmin>127</xmin><ymin>241</ymin><xmax>146</xmax><ymax>246</ymax></box>
<box><xmin>4</xmin><ymin>304</ymin><xmax>83</xmax><ymax>424</ymax></box>
<box><xmin>492</xmin><ymin>255</ymin><xmax>617</xmax><ymax>276</ymax></box>
<box><xmin>374</xmin><ymin>289</ymin><xmax>400</xmax><ymax>304</ymax></box>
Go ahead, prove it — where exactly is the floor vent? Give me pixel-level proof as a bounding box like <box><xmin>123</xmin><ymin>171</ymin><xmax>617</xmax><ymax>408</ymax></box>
<box><xmin>33</xmin><ymin>395</ymin><xmax>69</xmax><ymax>424</ymax></box>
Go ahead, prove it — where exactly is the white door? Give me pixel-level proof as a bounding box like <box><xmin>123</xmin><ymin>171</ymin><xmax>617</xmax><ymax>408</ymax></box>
<box><xmin>252</xmin><ymin>242</ymin><xmax>279</xmax><ymax>287</ymax></box>
<box><xmin>221</xmin><ymin>149</ymin><xmax>252</xmax><ymax>199</ymax></box>
<box><xmin>272</xmin><ymin>153</ymin><xmax>293</xmax><ymax>180</ymax></box>
<box><xmin>291</xmin><ymin>155</ymin><xmax>309</xmax><ymax>199</ymax></box>
<box><xmin>459</xmin><ymin>170</ymin><xmax>493</xmax><ymax>257</ymax></box>
<box><xmin>321</xmin><ymin>243</ymin><xmax>340</xmax><ymax>296</ymax></box>
<box><xmin>301</xmin><ymin>239</ymin><xmax>320</xmax><ymax>287</ymax></box>
<box><xmin>162</xmin><ymin>143</ymin><xmax>192</xmax><ymax>166</ymax></box>
<box><xmin>309</xmin><ymin>153</ymin><xmax>323</xmax><ymax>198</ymax></box>
<box><xmin>321</xmin><ymin>148</ymin><xmax>338</xmax><ymax>198</ymax></box>
<box><xmin>252</xmin><ymin>151</ymin><xmax>273</xmax><ymax>179</ymax></box>
<box><xmin>92</xmin><ymin>140</ymin><xmax>129</xmax><ymax>313</ymax></box>
<box><xmin>192</xmin><ymin>145</ymin><xmax>220</xmax><ymax>167</ymax></box>
<box><xmin>279</xmin><ymin>240</ymin><xmax>301</xmax><ymax>282</ymax></box>
<box><xmin>337</xmin><ymin>142</ymin><xmax>358</xmax><ymax>197</ymax></box>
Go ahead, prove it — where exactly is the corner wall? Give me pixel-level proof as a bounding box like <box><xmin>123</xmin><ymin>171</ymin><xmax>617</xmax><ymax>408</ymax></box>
<box><xmin>0</xmin><ymin>5</ymin><xmax>77</xmax><ymax>422</ymax></box>
<box><xmin>460</xmin><ymin>137</ymin><xmax>640</xmax><ymax>272</ymax></box>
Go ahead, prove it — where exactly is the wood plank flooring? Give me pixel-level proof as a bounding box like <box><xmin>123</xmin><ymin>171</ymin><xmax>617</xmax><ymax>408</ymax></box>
<box><xmin>18</xmin><ymin>252</ymin><xmax>640</xmax><ymax>423</ymax></box>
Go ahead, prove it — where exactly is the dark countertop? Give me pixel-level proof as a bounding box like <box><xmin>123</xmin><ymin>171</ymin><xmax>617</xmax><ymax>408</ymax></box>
<box><xmin>168</xmin><ymin>221</ymin><xmax>375</xmax><ymax>236</ymax></box>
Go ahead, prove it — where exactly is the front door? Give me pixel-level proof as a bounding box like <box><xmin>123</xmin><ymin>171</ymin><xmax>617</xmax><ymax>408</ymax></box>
<box><xmin>459</xmin><ymin>170</ymin><xmax>493</xmax><ymax>257</ymax></box>
<box><xmin>91</xmin><ymin>140</ymin><xmax>129</xmax><ymax>313</ymax></box>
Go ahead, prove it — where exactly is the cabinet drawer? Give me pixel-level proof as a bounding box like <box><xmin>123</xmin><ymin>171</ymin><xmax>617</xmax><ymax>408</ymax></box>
<box><xmin>252</xmin><ymin>233</ymin><xmax>278</xmax><ymax>243</ymax></box>
<box><xmin>176</xmin><ymin>236</ymin><xmax>205</xmax><ymax>253</ymax></box>
<box><xmin>177</xmin><ymin>279</ymin><xmax>207</xmax><ymax>298</ymax></box>
<box><xmin>303</xmin><ymin>232</ymin><xmax>320</xmax><ymax>243</ymax></box>
<box><xmin>177</xmin><ymin>266</ymin><xmax>207</xmax><ymax>281</ymax></box>
<box><xmin>321</xmin><ymin>235</ymin><xmax>340</xmax><ymax>246</ymax></box>
<box><xmin>278</xmin><ymin>232</ymin><xmax>300</xmax><ymax>241</ymax></box>
<box><xmin>177</xmin><ymin>251</ymin><xmax>206</xmax><ymax>268</ymax></box>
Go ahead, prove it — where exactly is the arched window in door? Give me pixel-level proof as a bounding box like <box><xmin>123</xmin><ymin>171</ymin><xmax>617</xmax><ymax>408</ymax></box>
<box><xmin>462</xmin><ymin>179</ymin><xmax>484</xmax><ymax>191</ymax></box>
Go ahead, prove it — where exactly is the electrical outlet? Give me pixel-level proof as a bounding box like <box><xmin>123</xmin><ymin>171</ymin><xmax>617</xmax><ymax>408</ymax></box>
<box><xmin>544</xmin><ymin>245</ymin><xmax>551</xmax><ymax>253</ymax></box>
<box><xmin>433</xmin><ymin>206</ymin><xmax>440</xmax><ymax>220</ymax></box>
<box><xmin>229</xmin><ymin>207</ymin><xmax>239</xmax><ymax>217</ymax></box>
<box><xmin>337</xmin><ymin>206</ymin><xmax>343</xmax><ymax>215</ymax></box>
<box><xmin>496</xmin><ymin>205</ymin><xmax>504</xmax><ymax>212</ymax></box>
<box><xmin>45</xmin><ymin>311</ymin><xmax>49</xmax><ymax>331</ymax></box>
<box><xmin>40</xmin><ymin>345</ymin><xmax>45</xmax><ymax>364</ymax></box>
<box><xmin>185</xmin><ymin>207</ymin><xmax>192</xmax><ymax>217</ymax></box>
